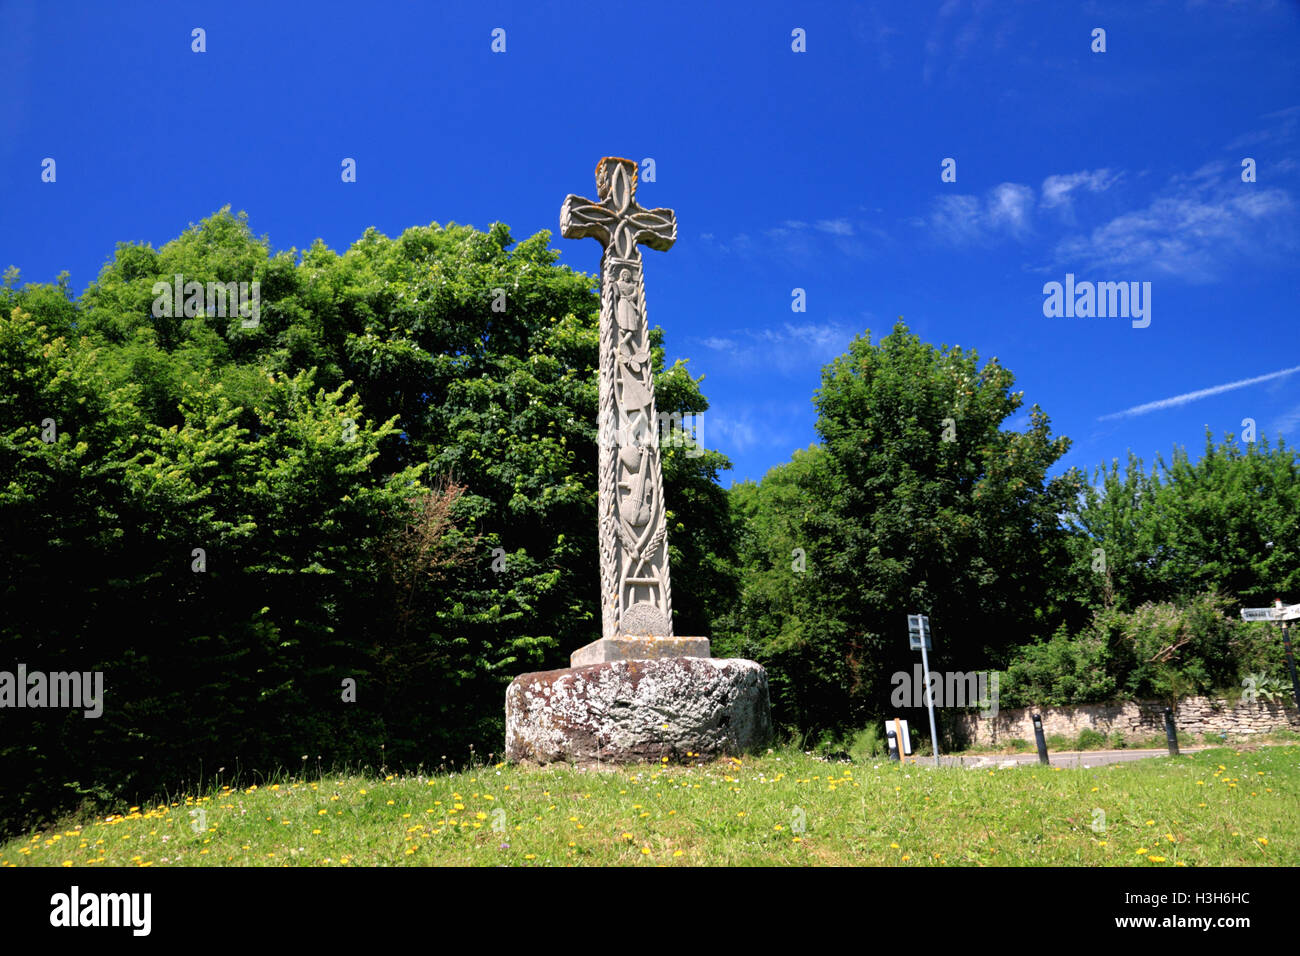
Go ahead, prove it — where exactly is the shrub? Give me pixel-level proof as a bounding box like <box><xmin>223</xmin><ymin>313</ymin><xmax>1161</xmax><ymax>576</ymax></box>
<box><xmin>1076</xmin><ymin>728</ymin><xmax>1107</xmax><ymax>750</ymax></box>
<box><xmin>999</xmin><ymin>623</ymin><xmax>1116</xmax><ymax>708</ymax></box>
<box><xmin>849</xmin><ymin>725</ymin><xmax>885</xmax><ymax>761</ymax></box>
<box><xmin>1001</xmin><ymin>592</ymin><xmax>1271</xmax><ymax>709</ymax></box>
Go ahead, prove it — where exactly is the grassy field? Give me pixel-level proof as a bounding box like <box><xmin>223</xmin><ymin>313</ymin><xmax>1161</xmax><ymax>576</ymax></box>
<box><xmin>3</xmin><ymin>745</ymin><xmax>1293</xmax><ymax>867</ymax></box>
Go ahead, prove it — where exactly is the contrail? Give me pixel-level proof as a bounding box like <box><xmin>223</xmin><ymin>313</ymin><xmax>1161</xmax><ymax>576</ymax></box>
<box><xmin>1098</xmin><ymin>364</ymin><xmax>1300</xmax><ymax>421</ymax></box>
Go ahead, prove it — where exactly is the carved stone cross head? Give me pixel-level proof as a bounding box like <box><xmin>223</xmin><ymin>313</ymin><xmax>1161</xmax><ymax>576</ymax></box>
<box><xmin>560</xmin><ymin>157</ymin><xmax>676</xmax><ymax>259</ymax></box>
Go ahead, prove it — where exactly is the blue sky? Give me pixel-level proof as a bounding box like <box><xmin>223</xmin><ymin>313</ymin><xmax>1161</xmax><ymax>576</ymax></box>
<box><xmin>2</xmin><ymin>0</ymin><xmax>1297</xmax><ymax>486</ymax></box>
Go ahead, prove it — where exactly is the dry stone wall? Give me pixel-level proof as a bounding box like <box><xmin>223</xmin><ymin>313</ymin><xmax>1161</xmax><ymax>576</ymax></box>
<box><xmin>955</xmin><ymin>696</ymin><xmax>1299</xmax><ymax>748</ymax></box>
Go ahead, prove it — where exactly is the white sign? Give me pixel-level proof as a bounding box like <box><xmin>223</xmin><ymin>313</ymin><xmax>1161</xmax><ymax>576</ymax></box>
<box><xmin>1241</xmin><ymin>604</ymin><xmax>1300</xmax><ymax>622</ymax></box>
<box><xmin>887</xmin><ymin>718</ymin><xmax>913</xmax><ymax>755</ymax></box>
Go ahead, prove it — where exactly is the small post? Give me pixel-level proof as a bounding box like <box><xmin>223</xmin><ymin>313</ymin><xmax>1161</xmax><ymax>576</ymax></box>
<box><xmin>886</xmin><ymin>726</ymin><xmax>899</xmax><ymax>762</ymax></box>
<box><xmin>1163</xmin><ymin>706</ymin><xmax>1180</xmax><ymax>756</ymax></box>
<box><xmin>1032</xmin><ymin>713</ymin><xmax>1049</xmax><ymax>766</ymax></box>
<box><xmin>1279</xmin><ymin>619</ymin><xmax>1300</xmax><ymax>710</ymax></box>
<box><xmin>893</xmin><ymin>717</ymin><xmax>906</xmax><ymax>765</ymax></box>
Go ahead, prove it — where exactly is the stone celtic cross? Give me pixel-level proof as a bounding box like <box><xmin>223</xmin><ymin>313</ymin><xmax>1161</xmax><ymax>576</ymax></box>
<box><xmin>561</xmin><ymin>157</ymin><xmax>708</xmax><ymax>665</ymax></box>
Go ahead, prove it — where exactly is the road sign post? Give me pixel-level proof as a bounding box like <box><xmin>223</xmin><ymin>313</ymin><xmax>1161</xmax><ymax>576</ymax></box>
<box><xmin>907</xmin><ymin>614</ymin><xmax>941</xmax><ymax>767</ymax></box>
<box><xmin>1276</xmin><ymin>599</ymin><xmax>1300</xmax><ymax>710</ymax></box>
<box><xmin>1240</xmin><ymin>599</ymin><xmax>1300</xmax><ymax>709</ymax></box>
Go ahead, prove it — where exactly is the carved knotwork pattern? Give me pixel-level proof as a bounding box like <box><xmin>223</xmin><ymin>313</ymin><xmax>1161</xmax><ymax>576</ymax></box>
<box><xmin>562</xmin><ymin>157</ymin><xmax>677</xmax><ymax>641</ymax></box>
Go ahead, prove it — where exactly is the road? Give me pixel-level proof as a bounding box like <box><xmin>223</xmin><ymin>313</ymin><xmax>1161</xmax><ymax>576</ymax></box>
<box><xmin>905</xmin><ymin>747</ymin><xmax>1209</xmax><ymax>769</ymax></box>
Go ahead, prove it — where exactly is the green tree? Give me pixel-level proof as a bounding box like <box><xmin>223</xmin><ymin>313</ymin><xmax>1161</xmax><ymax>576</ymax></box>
<box><xmin>1</xmin><ymin>209</ymin><xmax>736</xmax><ymax>830</ymax></box>
<box><xmin>1065</xmin><ymin>433</ymin><xmax>1300</xmax><ymax>610</ymax></box>
<box><xmin>717</xmin><ymin>321</ymin><xmax>1079</xmax><ymax>736</ymax></box>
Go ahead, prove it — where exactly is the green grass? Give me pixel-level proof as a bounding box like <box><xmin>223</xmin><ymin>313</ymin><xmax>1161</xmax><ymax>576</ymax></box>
<box><xmin>3</xmin><ymin>745</ymin><xmax>1294</xmax><ymax>867</ymax></box>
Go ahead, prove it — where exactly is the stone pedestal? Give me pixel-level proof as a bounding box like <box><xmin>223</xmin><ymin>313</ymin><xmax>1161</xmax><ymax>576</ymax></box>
<box><xmin>570</xmin><ymin>635</ymin><xmax>710</xmax><ymax>667</ymax></box>
<box><xmin>505</xmin><ymin>657</ymin><xmax>773</xmax><ymax>764</ymax></box>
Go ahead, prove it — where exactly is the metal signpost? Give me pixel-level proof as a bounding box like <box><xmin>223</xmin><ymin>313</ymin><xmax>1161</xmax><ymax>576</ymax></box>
<box><xmin>907</xmin><ymin>614</ymin><xmax>941</xmax><ymax>767</ymax></box>
<box><xmin>1239</xmin><ymin>599</ymin><xmax>1300</xmax><ymax>709</ymax></box>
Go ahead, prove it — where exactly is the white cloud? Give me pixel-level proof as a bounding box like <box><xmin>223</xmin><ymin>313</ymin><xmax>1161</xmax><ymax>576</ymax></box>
<box><xmin>700</xmin><ymin>336</ymin><xmax>737</xmax><ymax>351</ymax></box>
<box><xmin>706</xmin><ymin>415</ymin><xmax>760</xmax><ymax>454</ymax></box>
<box><xmin>1225</xmin><ymin>104</ymin><xmax>1300</xmax><ymax>151</ymax></box>
<box><xmin>928</xmin><ymin>194</ymin><xmax>985</xmax><ymax>244</ymax></box>
<box><xmin>761</xmin><ymin>322</ymin><xmax>851</xmax><ymax>352</ymax></box>
<box><xmin>1041</xmin><ymin>169</ymin><xmax>1120</xmax><ymax>211</ymax></box>
<box><xmin>985</xmin><ymin>183</ymin><xmax>1035</xmax><ymax>237</ymax></box>
<box><xmin>695</xmin><ymin>321</ymin><xmax>858</xmax><ymax>376</ymax></box>
<box><xmin>1272</xmin><ymin>403</ymin><xmax>1300</xmax><ymax>437</ymax></box>
<box><xmin>704</xmin><ymin>400</ymin><xmax>811</xmax><ymax>457</ymax></box>
<box><xmin>926</xmin><ymin>184</ymin><xmax>1033</xmax><ymax>245</ymax></box>
<box><xmin>815</xmin><ymin>218</ymin><xmax>854</xmax><ymax>236</ymax></box>
<box><xmin>703</xmin><ymin>217</ymin><xmax>875</xmax><ymax>261</ymax></box>
<box><xmin>1053</xmin><ymin>183</ymin><xmax>1295</xmax><ymax>281</ymax></box>
<box><xmin>1098</xmin><ymin>365</ymin><xmax>1300</xmax><ymax>421</ymax></box>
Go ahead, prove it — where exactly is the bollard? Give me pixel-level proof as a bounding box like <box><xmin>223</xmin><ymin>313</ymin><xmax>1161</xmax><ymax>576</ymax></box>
<box><xmin>1163</xmin><ymin>706</ymin><xmax>1180</xmax><ymax>756</ymax></box>
<box><xmin>886</xmin><ymin>727</ymin><xmax>900</xmax><ymax>761</ymax></box>
<box><xmin>1032</xmin><ymin>713</ymin><xmax>1049</xmax><ymax>766</ymax></box>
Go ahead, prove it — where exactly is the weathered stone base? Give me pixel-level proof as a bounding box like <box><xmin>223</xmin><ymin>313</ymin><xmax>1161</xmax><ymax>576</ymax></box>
<box><xmin>570</xmin><ymin>635</ymin><xmax>710</xmax><ymax>667</ymax></box>
<box><xmin>505</xmin><ymin>658</ymin><xmax>772</xmax><ymax>764</ymax></box>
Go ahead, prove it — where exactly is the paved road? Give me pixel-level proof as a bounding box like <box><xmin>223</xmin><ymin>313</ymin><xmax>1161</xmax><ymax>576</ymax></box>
<box><xmin>910</xmin><ymin>747</ymin><xmax>1208</xmax><ymax>769</ymax></box>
